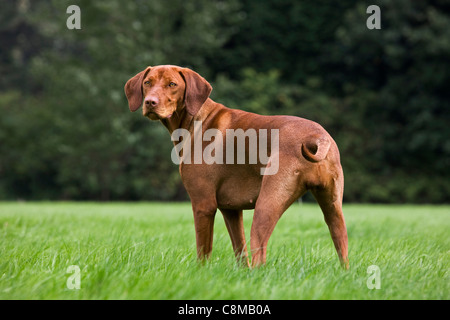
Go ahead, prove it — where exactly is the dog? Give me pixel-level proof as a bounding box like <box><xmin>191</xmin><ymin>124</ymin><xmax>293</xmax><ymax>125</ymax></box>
<box><xmin>124</xmin><ymin>65</ymin><xmax>349</xmax><ymax>268</ymax></box>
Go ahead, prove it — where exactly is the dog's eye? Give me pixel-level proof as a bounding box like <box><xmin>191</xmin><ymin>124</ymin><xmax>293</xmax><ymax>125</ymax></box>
<box><xmin>168</xmin><ymin>82</ymin><xmax>177</xmax><ymax>87</ymax></box>
<box><xmin>144</xmin><ymin>81</ymin><xmax>151</xmax><ymax>85</ymax></box>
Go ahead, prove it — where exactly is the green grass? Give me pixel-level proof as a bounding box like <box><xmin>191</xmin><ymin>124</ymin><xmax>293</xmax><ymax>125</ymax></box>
<box><xmin>0</xmin><ymin>202</ymin><xmax>448</xmax><ymax>299</ymax></box>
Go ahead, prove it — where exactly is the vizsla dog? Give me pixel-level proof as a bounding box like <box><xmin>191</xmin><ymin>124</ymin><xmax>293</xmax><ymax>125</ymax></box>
<box><xmin>124</xmin><ymin>65</ymin><xmax>349</xmax><ymax>269</ymax></box>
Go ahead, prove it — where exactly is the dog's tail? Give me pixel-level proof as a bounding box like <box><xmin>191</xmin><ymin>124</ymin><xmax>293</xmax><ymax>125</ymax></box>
<box><xmin>301</xmin><ymin>135</ymin><xmax>331</xmax><ymax>163</ymax></box>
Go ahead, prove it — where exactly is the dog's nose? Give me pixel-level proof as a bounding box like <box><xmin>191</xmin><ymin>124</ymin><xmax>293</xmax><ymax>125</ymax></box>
<box><xmin>145</xmin><ymin>96</ymin><xmax>159</xmax><ymax>107</ymax></box>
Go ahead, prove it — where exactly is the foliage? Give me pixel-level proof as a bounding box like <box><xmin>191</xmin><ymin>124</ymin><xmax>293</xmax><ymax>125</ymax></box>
<box><xmin>0</xmin><ymin>0</ymin><xmax>448</xmax><ymax>202</ymax></box>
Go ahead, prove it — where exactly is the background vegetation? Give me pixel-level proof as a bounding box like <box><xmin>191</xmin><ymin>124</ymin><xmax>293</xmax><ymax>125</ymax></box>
<box><xmin>1</xmin><ymin>0</ymin><xmax>449</xmax><ymax>203</ymax></box>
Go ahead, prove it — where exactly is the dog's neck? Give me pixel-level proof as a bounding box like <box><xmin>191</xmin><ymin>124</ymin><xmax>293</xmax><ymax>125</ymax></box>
<box><xmin>160</xmin><ymin>98</ymin><xmax>216</xmax><ymax>135</ymax></box>
<box><xmin>160</xmin><ymin>107</ymin><xmax>191</xmax><ymax>134</ymax></box>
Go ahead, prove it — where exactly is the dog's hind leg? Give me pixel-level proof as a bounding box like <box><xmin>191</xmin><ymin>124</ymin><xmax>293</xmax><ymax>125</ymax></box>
<box><xmin>250</xmin><ymin>165</ymin><xmax>307</xmax><ymax>267</ymax></box>
<box><xmin>311</xmin><ymin>167</ymin><xmax>349</xmax><ymax>269</ymax></box>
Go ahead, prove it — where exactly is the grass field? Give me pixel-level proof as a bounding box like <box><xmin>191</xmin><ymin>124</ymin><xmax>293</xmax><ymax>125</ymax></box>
<box><xmin>0</xmin><ymin>202</ymin><xmax>448</xmax><ymax>300</ymax></box>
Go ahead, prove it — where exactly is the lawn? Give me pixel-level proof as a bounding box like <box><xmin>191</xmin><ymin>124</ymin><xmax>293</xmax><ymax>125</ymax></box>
<box><xmin>0</xmin><ymin>202</ymin><xmax>448</xmax><ymax>300</ymax></box>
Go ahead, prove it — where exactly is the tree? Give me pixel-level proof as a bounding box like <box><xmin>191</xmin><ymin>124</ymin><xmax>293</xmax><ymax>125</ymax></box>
<box><xmin>325</xmin><ymin>0</ymin><xmax>450</xmax><ymax>202</ymax></box>
<box><xmin>0</xmin><ymin>0</ymin><xmax>241</xmax><ymax>200</ymax></box>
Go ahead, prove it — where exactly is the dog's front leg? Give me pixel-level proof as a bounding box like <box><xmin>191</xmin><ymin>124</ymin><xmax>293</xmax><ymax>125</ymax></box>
<box><xmin>192</xmin><ymin>205</ymin><xmax>217</xmax><ymax>261</ymax></box>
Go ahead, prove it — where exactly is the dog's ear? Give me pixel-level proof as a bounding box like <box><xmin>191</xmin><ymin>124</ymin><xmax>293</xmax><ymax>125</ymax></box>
<box><xmin>124</xmin><ymin>67</ymin><xmax>151</xmax><ymax>112</ymax></box>
<box><xmin>179</xmin><ymin>68</ymin><xmax>212</xmax><ymax>116</ymax></box>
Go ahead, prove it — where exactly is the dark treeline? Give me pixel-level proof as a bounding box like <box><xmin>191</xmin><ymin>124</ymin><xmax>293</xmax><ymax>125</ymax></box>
<box><xmin>0</xmin><ymin>0</ymin><xmax>449</xmax><ymax>203</ymax></box>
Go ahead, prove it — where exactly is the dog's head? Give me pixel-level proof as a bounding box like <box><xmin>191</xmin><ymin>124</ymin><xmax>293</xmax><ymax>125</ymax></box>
<box><xmin>124</xmin><ymin>65</ymin><xmax>212</xmax><ymax>120</ymax></box>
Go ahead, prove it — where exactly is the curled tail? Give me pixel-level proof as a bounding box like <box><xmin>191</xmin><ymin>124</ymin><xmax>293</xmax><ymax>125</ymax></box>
<box><xmin>301</xmin><ymin>136</ymin><xmax>331</xmax><ymax>162</ymax></box>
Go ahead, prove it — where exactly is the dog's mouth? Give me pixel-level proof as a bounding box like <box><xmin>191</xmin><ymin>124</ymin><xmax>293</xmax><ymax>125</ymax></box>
<box><xmin>144</xmin><ymin>110</ymin><xmax>173</xmax><ymax>120</ymax></box>
<box><xmin>144</xmin><ymin>111</ymin><xmax>159</xmax><ymax>120</ymax></box>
